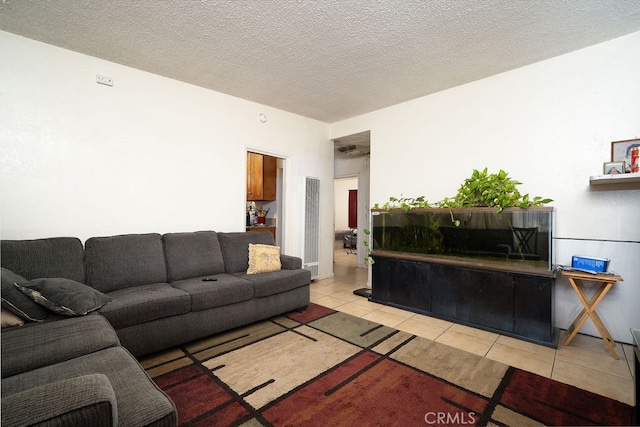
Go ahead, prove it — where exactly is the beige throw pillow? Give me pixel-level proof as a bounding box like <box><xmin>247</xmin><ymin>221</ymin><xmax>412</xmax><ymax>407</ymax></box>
<box><xmin>247</xmin><ymin>244</ymin><xmax>281</xmax><ymax>275</ymax></box>
<box><xmin>1</xmin><ymin>308</ymin><xmax>25</xmax><ymax>327</ymax></box>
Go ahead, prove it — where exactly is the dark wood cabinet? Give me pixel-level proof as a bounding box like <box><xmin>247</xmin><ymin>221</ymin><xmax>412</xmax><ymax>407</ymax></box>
<box><xmin>456</xmin><ymin>269</ymin><xmax>514</xmax><ymax>333</ymax></box>
<box><xmin>247</xmin><ymin>152</ymin><xmax>277</xmax><ymax>201</ymax></box>
<box><xmin>372</xmin><ymin>258</ymin><xmax>430</xmax><ymax>312</ymax></box>
<box><xmin>371</xmin><ymin>252</ymin><xmax>557</xmax><ymax>347</ymax></box>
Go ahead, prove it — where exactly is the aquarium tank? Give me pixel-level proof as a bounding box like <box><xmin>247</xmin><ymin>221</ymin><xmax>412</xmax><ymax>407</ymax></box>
<box><xmin>371</xmin><ymin>207</ymin><xmax>553</xmax><ymax>272</ymax></box>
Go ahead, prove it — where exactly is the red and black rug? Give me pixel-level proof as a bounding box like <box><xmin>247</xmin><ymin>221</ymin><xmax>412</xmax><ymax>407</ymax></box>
<box><xmin>141</xmin><ymin>303</ymin><xmax>635</xmax><ymax>426</ymax></box>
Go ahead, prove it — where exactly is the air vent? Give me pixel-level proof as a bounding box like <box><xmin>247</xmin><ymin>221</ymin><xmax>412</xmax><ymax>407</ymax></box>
<box><xmin>303</xmin><ymin>177</ymin><xmax>320</xmax><ymax>279</ymax></box>
<box><xmin>337</xmin><ymin>144</ymin><xmax>357</xmax><ymax>153</ymax></box>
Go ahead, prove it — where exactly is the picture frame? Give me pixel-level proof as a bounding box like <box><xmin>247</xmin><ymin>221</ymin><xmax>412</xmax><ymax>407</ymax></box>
<box><xmin>611</xmin><ymin>138</ymin><xmax>640</xmax><ymax>172</ymax></box>
<box><xmin>603</xmin><ymin>161</ymin><xmax>625</xmax><ymax>175</ymax></box>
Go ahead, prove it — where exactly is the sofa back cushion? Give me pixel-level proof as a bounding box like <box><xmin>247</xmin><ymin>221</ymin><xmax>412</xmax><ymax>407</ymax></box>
<box><xmin>217</xmin><ymin>231</ymin><xmax>275</xmax><ymax>273</ymax></box>
<box><xmin>85</xmin><ymin>233</ymin><xmax>167</xmax><ymax>292</ymax></box>
<box><xmin>0</xmin><ymin>237</ymin><xmax>85</xmax><ymax>283</ymax></box>
<box><xmin>162</xmin><ymin>231</ymin><xmax>225</xmax><ymax>282</ymax></box>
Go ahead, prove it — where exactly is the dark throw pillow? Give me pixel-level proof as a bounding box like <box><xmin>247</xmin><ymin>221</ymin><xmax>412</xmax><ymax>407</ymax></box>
<box><xmin>15</xmin><ymin>278</ymin><xmax>113</xmax><ymax>316</ymax></box>
<box><xmin>1</xmin><ymin>267</ymin><xmax>48</xmax><ymax>322</ymax></box>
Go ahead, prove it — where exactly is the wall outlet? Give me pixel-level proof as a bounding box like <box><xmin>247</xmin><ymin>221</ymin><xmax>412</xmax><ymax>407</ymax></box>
<box><xmin>96</xmin><ymin>74</ymin><xmax>113</xmax><ymax>87</ymax></box>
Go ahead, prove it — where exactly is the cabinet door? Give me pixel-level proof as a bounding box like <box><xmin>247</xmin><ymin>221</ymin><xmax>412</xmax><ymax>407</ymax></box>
<box><xmin>262</xmin><ymin>155</ymin><xmax>277</xmax><ymax>201</ymax></box>
<box><xmin>456</xmin><ymin>269</ymin><xmax>514</xmax><ymax>332</ymax></box>
<box><xmin>372</xmin><ymin>257</ymin><xmax>430</xmax><ymax>311</ymax></box>
<box><xmin>513</xmin><ymin>275</ymin><xmax>554</xmax><ymax>342</ymax></box>
<box><xmin>371</xmin><ymin>256</ymin><xmax>392</xmax><ymax>302</ymax></box>
<box><xmin>247</xmin><ymin>152</ymin><xmax>263</xmax><ymax>201</ymax></box>
<box><xmin>430</xmin><ymin>264</ymin><xmax>460</xmax><ymax>318</ymax></box>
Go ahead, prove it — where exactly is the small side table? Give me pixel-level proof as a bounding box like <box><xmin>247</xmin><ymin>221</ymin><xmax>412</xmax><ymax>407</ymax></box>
<box><xmin>561</xmin><ymin>269</ymin><xmax>623</xmax><ymax>359</ymax></box>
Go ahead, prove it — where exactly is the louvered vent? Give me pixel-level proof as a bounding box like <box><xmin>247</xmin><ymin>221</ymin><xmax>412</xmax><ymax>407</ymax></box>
<box><xmin>303</xmin><ymin>177</ymin><xmax>320</xmax><ymax>279</ymax></box>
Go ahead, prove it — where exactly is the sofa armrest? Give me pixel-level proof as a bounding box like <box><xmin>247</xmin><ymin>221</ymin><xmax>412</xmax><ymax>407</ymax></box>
<box><xmin>1</xmin><ymin>374</ymin><xmax>117</xmax><ymax>427</ymax></box>
<box><xmin>280</xmin><ymin>255</ymin><xmax>302</xmax><ymax>270</ymax></box>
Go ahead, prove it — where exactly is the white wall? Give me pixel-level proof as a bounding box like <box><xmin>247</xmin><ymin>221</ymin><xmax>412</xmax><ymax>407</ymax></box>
<box><xmin>331</xmin><ymin>31</ymin><xmax>640</xmax><ymax>343</ymax></box>
<box><xmin>0</xmin><ymin>31</ymin><xmax>336</xmax><ymax>279</ymax></box>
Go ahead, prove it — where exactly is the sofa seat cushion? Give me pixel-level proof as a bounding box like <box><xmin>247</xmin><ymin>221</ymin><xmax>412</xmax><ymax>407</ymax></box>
<box><xmin>171</xmin><ymin>274</ymin><xmax>254</xmax><ymax>311</ymax></box>
<box><xmin>1</xmin><ymin>314</ymin><xmax>120</xmax><ymax>378</ymax></box>
<box><xmin>163</xmin><ymin>231</ymin><xmax>226</xmax><ymax>282</ymax></box>
<box><xmin>232</xmin><ymin>269</ymin><xmax>311</xmax><ymax>298</ymax></box>
<box><xmin>1</xmin><ymin>347</ymin><xmax>177</xmax><ymax>427</ymax></box>
<box><xmin>100</xmin><ymin>283</ymin><xmax>190</xmax><ymax>329</ymax></box>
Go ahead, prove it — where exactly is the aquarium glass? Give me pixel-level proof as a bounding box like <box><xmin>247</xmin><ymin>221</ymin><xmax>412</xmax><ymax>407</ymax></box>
<box><xmin>371</xmin><ymin>207</ymin><xmax>553</xmax><ymax>272</ymax></box>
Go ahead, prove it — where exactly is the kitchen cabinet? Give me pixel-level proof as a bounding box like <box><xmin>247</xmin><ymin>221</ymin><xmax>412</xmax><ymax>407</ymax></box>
<box><xmin>246</xmin><ymin>226</ymin><xmax>276</xmax><ymax>241</ymax></box>
<box><xmin>247</xmin><ymin>152</ymin><xmax>277</xmax><ymax>201</ymax></box>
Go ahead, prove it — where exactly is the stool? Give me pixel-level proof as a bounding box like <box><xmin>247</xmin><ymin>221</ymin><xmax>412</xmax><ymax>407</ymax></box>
<box><xmin>561</xmin><ymin>269</ymin><xmax>623</xmax><ymax>359</ymax></box>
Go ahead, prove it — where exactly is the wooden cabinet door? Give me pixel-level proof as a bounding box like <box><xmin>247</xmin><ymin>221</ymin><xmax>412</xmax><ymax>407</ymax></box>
<box><xmin>262</xmin><ymin>155</ymin><xmax>277</xmax><ymax>201</ymax></box>
<box><xmin>456</xmin><ymin>269</ymin><xmax>514</xmax><ymax>333</ymax></box>
<box><xmin>247</xmin><ymin>152</ymin><xmax>263</xmax><ymax>200</ymax></box>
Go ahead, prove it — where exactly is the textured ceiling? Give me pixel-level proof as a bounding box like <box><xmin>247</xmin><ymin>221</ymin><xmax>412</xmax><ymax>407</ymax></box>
<box><xmin>1</xmin><ymin>1</ymin><xmax>640</xmax><ymax>123</ymax></box>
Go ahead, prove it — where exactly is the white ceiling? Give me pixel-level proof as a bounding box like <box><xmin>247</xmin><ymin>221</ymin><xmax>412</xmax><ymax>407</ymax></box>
<box><xmin>1</xmin><ymin>1</ymin><xmax>640</xmax><ymax>124</ymax></box>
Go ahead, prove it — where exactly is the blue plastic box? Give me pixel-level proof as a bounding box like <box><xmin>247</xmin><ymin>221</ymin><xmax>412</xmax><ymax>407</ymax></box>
<box><xmin>571</xmin><ymin>255</ymin><xmax>610</xmax><ymax>273</ymax></box>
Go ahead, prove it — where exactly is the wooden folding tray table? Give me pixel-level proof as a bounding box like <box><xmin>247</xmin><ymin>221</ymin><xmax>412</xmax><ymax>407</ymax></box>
<box><xmin>561</xmin><ymin>269</ymin><xmax>623</xmax><ymax>359</ymax></box>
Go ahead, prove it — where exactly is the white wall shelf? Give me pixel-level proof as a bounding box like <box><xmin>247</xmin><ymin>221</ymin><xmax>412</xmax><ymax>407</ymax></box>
<box><xmin>589</xmin><ymin>173</ymin><xmax>640</xmax><ymax>186</ymax></box>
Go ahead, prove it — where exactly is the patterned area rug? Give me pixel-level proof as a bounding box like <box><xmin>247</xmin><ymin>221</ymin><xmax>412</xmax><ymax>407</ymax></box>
<box><xmin>141</xmin><ymin>303</ymin><xmax>634</xmax><ymax>426</ymax></box>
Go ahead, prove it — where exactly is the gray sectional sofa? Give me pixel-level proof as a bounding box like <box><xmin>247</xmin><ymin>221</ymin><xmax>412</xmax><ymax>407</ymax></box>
<box><xmin>1</xmin><ymin>230</ymin><xmax>311</xmax><ymax>426</ymax></box>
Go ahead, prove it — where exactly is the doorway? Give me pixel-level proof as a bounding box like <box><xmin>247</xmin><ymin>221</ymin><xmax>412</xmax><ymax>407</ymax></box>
<box><xmin>246</xmin><ymin>151</ymin><xmax>285</xmax><ymax>248</ymax></box>
<box><xmin>333</xmin><ymin>131</ymin><xmax>371</xmax><ymax>273</ymax></box>
<box><xmin>334</xmin><ymin>176</ymin><xmax>359</xmax><ymax>267</ymax></box>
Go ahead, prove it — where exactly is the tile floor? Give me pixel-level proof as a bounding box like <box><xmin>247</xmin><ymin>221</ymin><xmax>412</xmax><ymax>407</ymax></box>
<box><xmin>309</xmin><ymin>243</ymin><xmax>636</xmax><ymax>406</ymax></box>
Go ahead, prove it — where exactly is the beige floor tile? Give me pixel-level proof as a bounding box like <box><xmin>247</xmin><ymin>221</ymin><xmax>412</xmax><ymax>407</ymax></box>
<box><xmin>395</xmin><ymin>318</ymin><xmax>447</xmax><ymax>341</ymax></box>
<box><xmin>310</xmin><ymin>290</ymin><xmax>326</xmax><ymax>301</ymax></box>
<box><xmin>378</xmin><ymin>305</ymin><xmax>413</xmax><ymax>319</ymax></box>
<box><xmin>435</xmin><ymin>329</ymin><xmax>495</xmax><ymax>357</ymax></box>
<box><xmin>562</xmin><ymin>331</ymin><xmax>623</xmax><ymax>358</ymax></box>
<box><xmin>349</xmin><ymin>295</ymin><xmax>381</xmax><ymax>307</ymax></box>
<box><xmin>556</xmin><ymin>342</ymin><xmax>632</xmax><ymax>380</ymax></box>
<box><xmin>309</xmin><ymin>284</ymin><xmax>339</xmax><ymax>296</ymax></box>
<box><xmin>449</xmin><ymin>323</ymin><xmax>499</xmax><ymax>342</ymax></box>
<box><xmin>410</xmin><ymin>313</ymin><xmax>454</xmax><ymax>329</ymax></box>
<box><xmin>495</xmin><ymin>335</ymin><xmax>556</xmax><ymax>358</ymax></box>
<box><xmin>334</xmin><ymin>301</ymin><xmax>378</xmax><ymax>318</ymax></box>
<box><xmin>362</xmin><ymin>310</ymin><xmax>408</xmax><ymax>328</ymax></box>
<box><xmin>551</xmin><ymin>359</ymin><xmax>634</xmax><ymax>405</ymax></box>
<box><xmin>486</xmin><ymin>342</ymin><xmax>554</xmax><ymax>378</ymax></box>
<box><xmin>312</xmin><ymin>282</ymin><xmax>356</xmax><ymax>293</ymax></box>
<box><xmin>311</xmin><ymin>295</ymin><xmax>350</xmax><ymax>309</ymax></box>
<box><xmin>328</xmin><ymin>289</ymin><xmax>362</xmax><ymax>302</ymax></box>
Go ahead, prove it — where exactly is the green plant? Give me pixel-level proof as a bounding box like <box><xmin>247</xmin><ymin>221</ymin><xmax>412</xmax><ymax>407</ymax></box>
<box><xmin>363</xmin><ymin>229</ymin><xmax>374</xmax><ymax>264</ymax></box>
<box><xmin>438</xmin><ymin>168</ymin><xmax>552</xmax><ymax>213</ymax></box>
<box><xmin>372</xmin><ymin>195</ymin><xmax>431</xmax><ymax>211</ymax></box>
<box><xmin>371</xmin><ymin>168</ymin><xmax>552</xmax><ymax>228</ymax></box>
